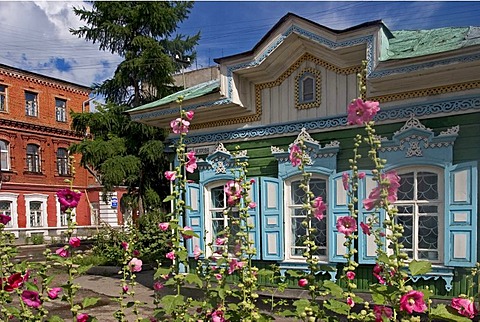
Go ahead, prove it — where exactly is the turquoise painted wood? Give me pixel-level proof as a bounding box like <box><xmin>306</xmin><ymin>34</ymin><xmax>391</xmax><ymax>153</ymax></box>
<box><xmin>248</xmin><ymin>177</ymin><xmax>261</xmax><ymax>260</ymax></box>
<box><xmin>260</xmin><ymin>177</ymin><xmax>284</xmax><ymax>260</ymax></box>
<box><xmin>185</xmin><ymin>183</ymin><xmax>204</xmax><ymax>257</ymax></box>
<box><xmin>328</xmin><ymin>172</ymin><xmax>349</xmax><ymax>263</ymax></box>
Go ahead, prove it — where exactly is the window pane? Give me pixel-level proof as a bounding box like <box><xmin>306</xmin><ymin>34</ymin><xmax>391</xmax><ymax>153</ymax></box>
<box><xmin>0</xmin><ymin>201</ymin><xmax>12</xmax><ymax>227</ymax></box>
<box><xmin>211</xmin><ymin>187</ymin><xmax>224</xmax><ymax>208</ymax></box>
<box><xmin>55</xmin><ymin>98</ymin><xmax>67</xmax><ymax>122</ymax></box>
<box><xmin>25</xmin><ymin>92</ymin><xmax>38</xmax><ymax>117</ymax></box>
<box><xmin>417</xmin><ymin>172</ymin><xmax>438</xmax><ymax>200</ymax></box>
<box><xmin>26</xmin><ymin>144</ymin><xmax>40</xmax><ymax>172</ymax></box>
<box><xmin>0</xmin><ymin>140</ymin><xmax>8</xmax><ymax>171</ymax></box>
<box><xmin>418</xmin><ymin>205</ymin><xmax>439</xmax><ymax>253</ymax></box>
<box><xmin>398</xmin><ymin>172</ymin><xmax>414</xmax><ymax>200</ymax></box>
<box><xmin>302</xmin><ymin>77</ymin><xmax>314</xmax><ymax>102</ymax></box>
<box><xmin>397</xmin><ymin>205</ymin><xmax>413</xmax><ymax>250</ymax></box>
<box><xmin>291</xmin><ymin>216</ymin><xmax>307</xmax><ymax>256</ymax></box>
<box><xmin>0</xmin><ymin>86</ymin><xmax>5</xmax><ymax>112</ymax></box>
<box><xmin>57</xmin><ymin>148</ymin><xmax>69</xmax><ymax>175</ymax></box>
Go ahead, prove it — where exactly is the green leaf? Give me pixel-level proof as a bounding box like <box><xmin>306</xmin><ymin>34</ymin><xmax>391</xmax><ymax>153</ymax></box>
<box><xmin>163</xmin><ymin>195</ymin><xmax>175</xmax><ymax>203</ymax></box>
<box><xmin>286</xmin><ymin>269</ymin><xmax>303</xmax><ymax>277</ymax></box>
<box><xmin>323</xmin><ymin>299</ymin><xmax>350</xmax><ymax>315</ymax></box>
<box><xmin>160</xmin><ymin>295</ymin><xmax>185</xmax><ymax>314</ymax></box>
<box><xmin>185</xmin><ymin>273</ymin><xmax>203</xmax><ymax>288</ymax></box>
<box><xmin>48</xmin><ymin>316</ymin><xmax>65</xmax><ymax>322</ymax></box>
<box><xmin>430</xmin><ymin>304</ymin><xmax>472</xmax><ymax>322</ymax></box>
<box><xmin>77</xmin><ymin>264</ymin><xmax>93</xmax><ymax>275</ymax></box>
<box><xmin>371</xmin><ymin>291</ymin><xmax>386</xmax><ymax>304</ymax></box>
<box><xmin>82</xmin><ymin>297</ymin><xmax>100</xmax><ymax>309</ymax></box>
<box><xmin>257</xmin><ymin>269</ymin><xmax>275</xmax><ymax>276</ymax></box>
<box><xmin>293</xmin><ymin>299</ymin><xmax>309</xmax><ymax>312</ymax></box>
<box><xmin>409</xmin><ymin>260</ymin><xmax>432</xmax><ymax>276</ymax></box>
<box><xmin>126</xmin><ymin>301</ymin><xmax>135</xmax><ymax>308</ymax></box>
<box><xmin>154</xmin><ymin>267</ymin><xmax>170</xmax><ymax>279</ymax></box>
<box><xmin>323</xmin><ymin>280</ymin><xmax>344</xmax><ymax>298</ymax></box>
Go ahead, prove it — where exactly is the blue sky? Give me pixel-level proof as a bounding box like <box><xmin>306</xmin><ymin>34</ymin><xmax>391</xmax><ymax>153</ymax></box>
<box><xmin>0</xmin><ymin>1</ymin><xmax>479</xmax><ymax>88</ymax></box>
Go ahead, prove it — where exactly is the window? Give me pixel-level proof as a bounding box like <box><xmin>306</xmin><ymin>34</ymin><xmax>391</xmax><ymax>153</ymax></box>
<box><xmin>57</xmin><ymin>148</ymin><xmax>69</xmax><ymax>175</ymax></box>
<box><xmin>25</xmin><ymin>91</ymin><xmax>38</xmax><ymax>117</ymax></box>
<box><xmin>302</xmin><ymin>76</ymin><xmax>315</xmax><ymax>102</ymax></box>
<box><xmin>29</xmin><ymin>201</ymin><xmax>43</xmax><ymax>227</ymax></box>
<box><xmin>55</xmin><ymin>98</ymin><xmax>67</xmax><ymax>122</ymax></box>
<box><xmin>0</xmin><ymin>200</ymin><xmax>12</xmax><ymax>228</ymax></box>
<box><xmin>0</xmin><ymin>85</ymin><xmax>6</xmax><ymax>112</ymax></box>
<box><xmin>286</xmin><ymin>176</ymin><xmax>328</xmax><ymax>260</ymax></box>
<box><xmin>0</xmin><ymin>140</ymin><xmax>9</xmax><ymax>171</ymax></box>
<box><xmin>395</xmin><ymin>168</ymin><xmax>443</xmax><ymax>263</ymax></box>
<box><xmin>26</xmin><ymin>144</ymin><xmax>41</xmax><ymax>173</ymax></box>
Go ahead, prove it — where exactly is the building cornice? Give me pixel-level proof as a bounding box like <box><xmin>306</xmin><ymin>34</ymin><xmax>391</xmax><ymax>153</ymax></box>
<box><xmin>0</xmin><ymin>119</ymin><xmax>83</xmax><ymax>139</ymax></box>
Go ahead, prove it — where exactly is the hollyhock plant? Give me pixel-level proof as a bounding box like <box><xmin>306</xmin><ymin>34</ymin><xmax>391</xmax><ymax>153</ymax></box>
<box><xmin>69</xmin><ymin>237</ymin><xmax>81</xmax><ymax>248</ymax></box>
<box><xmin>3</xmin><ymin>272</ymin><xmax>24</xmax><ymax>292</ymax></box>
<box><xmin>360</xmin><ymin>222</ymin><xmax>371</xmax><ymax>235</ymax></box>
<box><xmin>133</xmin><ymin>249</ymin><xmax>140</xmax><ymax>257</ymax></box>
<box><xmin>215</xmin><ymin>237</ymin><xmax>226</xmax><ymax>245</ymax></box>
<box><xmin>21</xmin><ymin>290</ymin><xmax>41</xmax><ymax>308</ymax></box>
<box><xmin>373</xmin><ymin>305</ymin><xmax>393</xmax><ymax>322</ymax></box>
<box><xmin>122</xmin><ymin>285</ymin><xmax>128</xmax><ymax>293</ymax></box>
<box><xmin>451</xmin><ymin>297</ymin><xmax>478</xmax><ymax>319</ymax></box>
<box><xmin>128</xmin><ymin>257</ymin><xmax>143</xmax><ymax>273</ymax></box>
<box><xmin>289</xmin><ymin>144</ymin><xmax>302</xmax><ymax>167</ymax></box>
<box><xmin>170</xmin><ymin>118</ymin><xmax>190</xmax><ymax>134</ymax></box>
<box><xmin>363</xmin><ymin>171</ymin><xmax>401</xmax><ymax>210</ymax></box>
<box><xmin>48</xmin><ymin>287</ymin><xmax>62</xmax><ymax>299</ymax></box>
<box><xmin>185</xmin><ymin>110</ymin><xmax>194</xmax><ymax>121</ymax></box>
<box><xmin>298</xmin><ymin>278</ymin><xmax>308</xmax><ymax>287</ymax></box>
<box><xmin>56</xmin><ymin>188</ymin><xmax>82</xmax><ymax>209</ymax></box>
<box><xmin>181</xmin><ymin>226</ymin><xmax>193</xmax><ymax>240</ymax></box>
<box><xmin>215</xmin><ymin>273</ymin><xmax>223</xmax><ymax>281</ymax></box>
<box><xmin>0</xmin><ymin>213</ymin><xmax>11</xmax><ymax>225</ymax></box>
<box><xmin>227</xmin><ymin>258</ymin><xmax>245</xmax><ymax>274</ymax></box>
<box><xmin>346</xmin><ymin>271</ymin><xmax>355</xmax><ymax>280</ymax></box>
<box><xmin>77</xmin><ymin>313</ymin><xmax>89</xmax><ymax>322</ymax></box>
<box><xmin>347</xmin><ymin>297</ymin><xmax>355</xmax><ymax>308</ymax></box>
<box><xmin>55</xmin><ymin>247</ymin><xmax>69</xmax><ymax>258</ymax></box>
<box><xmin>336</xmin><ymin>216</ymin><xmax>357</xmax><ymax>236</ymax></box>
<box><xmin>347</xmin><ymin>98</ymin><xmax>380</xmax><ymax>125</ymax></box>
<box><xmin>224</xmin><ymin>180</ymin><xmax>242</xmax><ymax>206</ymax></box>
<box><xmin>193</xmin><ymin>245</ymin><xmax>202</xmax><ymax>260</ymax></box>
<box><xmin>158</xmin><ymin>222</ymin><xmax>169</xmax><ymax>231</ymax></box>
<box><xmin>166</xmin><ymin>251</ymin><xmax>175</xmax><ymax>260</ymax></box>
<box><xmin>312</xmin><ymin>196</ymin><xmax>326</xmax><ymax>220</ymax></box>
<box><xmin>248</xmin><ymin>201</ymin><xmax>257</xmax><ymax>209</ymax></box>
<box><xmin>153</xmin><ymin>282</ymin><xmax>164</xmax><ymax>291</ymax></box>
<box><xmin>342</xmin><ymin>172</ymin><xmax>350</xmax><ymax>191</ymax></box>
<box><xmin>121</xmin><ymin>241</ymin><xmax>129</xmax><ymax>251</ymax></box>
<box><xmin>185</xmin><ymin>151</ymin><xmax>197</xmax><ymax>173</ymax></box>
<box><xmin>399</xmin><ymin>290</ymin><xmax>427</xmax><ymax>314</ymax></box>
<box><xmin>164</xmin><ymin>170</ymin><xmax>176</xmax><ymax>181</ymax></box>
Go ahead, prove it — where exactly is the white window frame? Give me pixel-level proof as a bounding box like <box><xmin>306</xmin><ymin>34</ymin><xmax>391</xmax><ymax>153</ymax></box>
<box><xmin>25</xmin><ymin>91</ymin><xmax>38</xmax><ymax>117</ymax></box>
<box><xmin>0</xmin><ymin>193</ymin><xmax>19</xmax><ymax>233</ymax></box>
<box><xmin>394</xmin><ymin>166</ymin><xmax>444</xmax><ymax>264</ymax></box>
<box><xmin>284</xmin><ymin>174</ymin><xmax>328</xmax><ymax>262</ymax></box>
<box><xmin>0</xmin><ymin>84</ymin><xmax>7</xmax><ymax>112</ymax></box>
<box><xmin>55</xmin><ymin>98</ymin><xmax>67</xmax><ymax>122</ymax></box>
<box><xmin>0</xmin><ymin>140</ymin><xmax>9</xmax><ymax>171</ymax></box>
<box><xmin>25</xmin><ymin>194</ymin><xmax>48</xmax><ymax>229</ymax></box>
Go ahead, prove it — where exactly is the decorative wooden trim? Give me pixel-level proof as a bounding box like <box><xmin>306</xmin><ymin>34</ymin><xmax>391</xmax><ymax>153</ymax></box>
<box><xmin>294</xmin><ymin>68</ymin><xmax>322</xmax><ymax>110</ymax></box>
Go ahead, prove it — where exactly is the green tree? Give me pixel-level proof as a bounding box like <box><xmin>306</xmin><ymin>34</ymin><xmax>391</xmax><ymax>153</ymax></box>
<box><xmin>69</xmin><ymin>1</ymin><xmax>200</xmax><ymax>214</ymax></box>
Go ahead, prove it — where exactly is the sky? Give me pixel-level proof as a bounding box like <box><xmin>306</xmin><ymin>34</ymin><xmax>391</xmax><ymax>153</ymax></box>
<box><xmin>0</xmin><ymin>1</ymin><xmax>479</xmax><ymax>91</ymax></box>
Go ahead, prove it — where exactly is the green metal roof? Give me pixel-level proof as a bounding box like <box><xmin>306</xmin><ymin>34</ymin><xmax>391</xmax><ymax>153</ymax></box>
<box><xmin>127</xmin><ymin>79</ymin><xmax>220</xmax><ymax>113</ymax></box>
<box><xmin>383</xmin><ymin>26</ymin><xmax>480</xmax><ymax>61</ymax></box>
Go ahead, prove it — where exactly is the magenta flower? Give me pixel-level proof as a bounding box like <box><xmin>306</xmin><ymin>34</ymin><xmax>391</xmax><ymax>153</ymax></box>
<box><xmin>298</xmin><ymin>278</ymin><xmax>308</xmax><ymax>287</ymax></box>
<box><xmin>248</xmin><ymin>202</ymin><xmax>257</xmax><ymax>209</ymax></box>
<box><xmin>224</xmin><ymin>180</ymin><xmax>242</xmax><ymax>206</ymax></box>
<box><xmin>185</xmin><ymin>111</ymin><xmax>194</xmax><ymax>121</ymax></box>
<box><xmin>55</xmin><ymin>247</ymin><xmax>69</xmax><ymax>258</ymax></box>
<box><xmin>342</xmin><ymin>172</ymin><xmax>349</xmax><ymax>191</ymax></box>
<box><xmin>153</xmin><ymin>281</ymin><xmax>164</xmax><ymax>291</ymax></box>
<box><xmin>451</xmin><ymin>297</ymin><xmax>478</xmax><ymax>319</ymax></box>
<box><xmin>122</xmin><ymin>285</ymin><xmax>128</xmax><ymax>293</ymax></box>
<box><xmin>185</xmin><ymin>151</ymin><xmax>197</xmax><ymax>173</ymax></box>
<box><xmin>289</xmin><ymin>144</ymin><xmax>302</xmax><ymax>167</ymax></box>
<box><xmin>69</xmin><ymin>237</ymin><xmax>81</xmax><ymax>248</ymax></box>
<box><xmin>128</xmin><ymin>257</ymin><xmax>143</xmax><ymax>273</ymax></box>
<box><xmin>21</xmin><ymin>290</ymin><xmax>41</xmax><ymax>308</ymax></box>
<box><xmin>227</xmin><ymin>258</ymin><xmax>245</xmax><ymax>274</ymax></box>
<box><xmin>121</xmin><ymin>241</ymin><xmax>129</xmax><ymax>251</ymax></box>
<box><xmin>373</xmin><ymin>264</ymin><xmax>386</xmax><ymax>284</ymax></box>
<box><xmin>0</xmin><ymin>213</ymin><xmax>11</xmax><ymax>225</ymax></box>
<box><xmin>347</xmin><ymin>98</ymin><xmax>380</xmax><ymax>125</ymax></box>
<box><xmin>399</xmin><ymin>290</ymin><xmax>427</xmax><ymax>314</ymax></box>
<box><xmin>164</xmin><ymin>171</ymin><xmax>176</xmax><ymax>181</ymax></box>
<box><xmin>166</xmin><ymin>251</ymin><xmax>175</xmax><ymax>260</ymax></box>
<box><xmin>360</xmin><ymin>222</ymin><xmax>371</xmax><ymax>235</ymax></box>
<box><xmin>373</xmin><ymin>305</ymin><xmax>393</xmax><ymax>322</ymax></box>
<box><xmin>182</xmin><ymin>226</ymin><xmax>194</xmax><ymax>240</ymax></box>
<box><xmin>215</xmin><ymin>237</ymin><xmax>226</xmax><ymax>245</ymax></box>
<box><xmin>358</xmin><ymin>172</ymin><xmax>366</xmax><ymax>179</ymax></box>
<box><xmin>56</xmin><ymin>188</ymin><xmax>82</xmax><ymax>210</ymax></box>
<box><xmin>347</xmin><ymin>296</ymin><xmax>355</xmax><ymax>307</ymax></box>
<box><xmin>363</xmin><ymin>171</ymin><xmax>401</xmax><ymax>210</ymax></box>
<box><xmin>77</xmin><ymin>313</ymin><xmax>89</xmax><ymax>322</ymax></box>
<box><xmin>211</xmin><ymin>309</ymin><xmax>225</xmax><ymax>322</ymax></box>
<box><xmin>336</xmin><ymin>216</ymin><xmax>357</xmax><ymax>236</ymax></box>
<box><xmin>346</xmin><ymin>271</ymin><xmax>355</xmax><ymax>280</ymax></box>
<box><xmin>48</xmin><ymin>287</ymin><xmax>62</xmax><ymax>299</ymax></box>
<box><xmin>193</xmin><ymin>245</ymin><xmax>202</xmax><ymax>260</ymax></box>
<box><xmin>3</xmin><ymin>272</ymin><xmax>24</xmax><ymax>292</ymax></box>
<box><xmin>133</xmin><ymin>249</ymin><xmax>140</xmax><ymax>257</ymax></box>
<box><xmin>170</xmin><ymin>118</ymin><xmax>190</xmax><ymax>134</ymax></box>
<box><xmin>312</xmin><ymin>196</ymin><xmax>326</xmax><ymax>220</ymax></box>
<box><xmin>158</xmin><ymin>222</ymin><xmax>169</xmax><ymax>231</ymax></box>
<box><xmin>214</xmin><ymin>273</ymin><xmax>223</xmax><ymax>281</ymax></box>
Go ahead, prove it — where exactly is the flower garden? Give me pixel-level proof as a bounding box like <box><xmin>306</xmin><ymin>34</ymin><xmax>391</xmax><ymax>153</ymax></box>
<box><xmin>1</xmin><ymin>69</ymin><xmax>479</xmax><ymax>322</ymax></box>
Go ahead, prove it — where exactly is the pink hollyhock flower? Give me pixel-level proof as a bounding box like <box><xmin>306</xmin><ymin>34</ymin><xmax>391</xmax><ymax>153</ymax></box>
<box><xmin>166</xmin><ymin>251</ymin><xmax>175</xmax><ymax>260</ymax></box>
<box><xmin>153</xmin><ymin>281</ymin><xmax>164</xmax><ymax>291</ymax></box>
<box><xmin>248</xmin><ymin>202</ymin><xmax>257</xmax><ymax>209</ymax></box>
<box><xmin>363</xmin><ymin>171</ymin><xmax>401</xmax><ymax>210</ymax></box>
<box><xmin>224</xmin><ymin>180</ymin><xmax>242</xmax><ymax>206</ymax></box>
<box><xmin>170</xmin><ymin>118</ymin><xmax>190</xmax><ymax>134</ymax></box>
<box><xmin>56</xmin><ymin>188</ymin><xmax>82</xmax><ymax>209</ymax></box>
<box><xmin>185</xmin><ymin>111</ymin><xmax>194</xmax><ymax>121</ymax></box>
<box><xmin>227</xmin><ymin>258</ymin><xmax>245</xmax><ymax>274</ymax></box>
<box><xmin>128</xmin><ymin>258</ymin><xmax>143</xmax><ymax>273</ymax></box>
<box><xmin>211</xmin><ymin>309</ymin><xmax>225</xmax><ymax>322</ymax></box>
<box><xmin>48</xmin><ymin>287</ymin><xmax>62</xmax><ymax>299</ymax></box>
<box><xmin>373</xmin><ymin>305</ymin><xmax>393</xmax><ymax>322</ymax></box>
<box><xmin>347</xmin><ymin>297</ymin><xmax>355</xmax><ymax>307</ymax></box>
<box><xmin>384</xmin><ymin>171</ymin><xmax>401</xmax><ymax>203</ymax></box>
<box><xmin>358</xmin><ymin>172</ymin><xmax>366</xmax><ymax>179</ymax></box>
<box><xmin>312</xmin><ymin>196</ymin><xmax>326</xmax><ymax>220</ymax></box>
<box><xmin>346</xmin><ymin>271</ymin><xmax>355</xmax><ymax>280</ymax></box>
<box><xmin>451</xmin><ymin>297</ymin><xmax>478</xmax><ymax>319</ymax></box>
<box><xmin>250</xmin><ymin>179</ymin><xmax>255</xmax><ymax>184</ymax></box>
<box><xmin>122</xmin><ymin>285</ymin><xmax>128</xmax><ymax>293</ymax></box>
<box><xmin>342</xmin><ymin>172</ymin><xmax>349</xmax><ymax>191</ymax></box>
<box><xmin>289</xmin><ymin>144</ymin><xmax>302</xmax><ymax>167</ymax></box>
<box><xmin>0</xmin><ymin>213</ymin><xmax>11</xmax><ymax>225</ymax></box>
<box><xmin>215</xmin><ymin>237</ymin><xmax>226</xmax><ymax>245</ymax></box>
<box><xmin>21</xmin><ymin>290</ymin><xmax>41</xmax><ymax>308</ymax></box>
<box><xmin>193</xmin><ymin>245</ymin><xmax>202</xmax><ymax>260</ymax></box>
<box><xmin>56</xmin><ymin>247</ymin><xmax>69</xmax><ymax>258</ymax></box>
<box><xmin>77</xmin><ymin>313</ymin><xmax>89</xmax><ymax>322</ymax></box>
<box><xmin>360</xmin><ymin>222</ymin><xmax>371</xmax><ymax>235</ymax></box>
<box><xmin>3</xmin><ymin>272</ymin><xmax>24</xmax><ymax>292</ymax></box>
<box><xmin>298</xmin><ymin>278</ymin><xmax>308</xmax><ymax>287</ymax></box>
<box><xmin>133</xmin><ymin>249</ymin><xmax>140</xmax><ymax>257</ymax></box>
<box><xmin>164</xmin><ymin>171</ymin><xmax>176</xmax><ymax>181</ymax></box>
<box><xmin>69</xmin><ymin>237</ymin><xmax>81</xmax><ymax>248</ymax></box>
<box><xmin>363</xmin><ymin>186</ymin><xmax>381</xmax><ymax>211</ymax></box>
<box><xmin>399</xmin><ymin>290</ymin><xmax>427</xmax><ymax>314</ymax></box>
<box><xmin>336</xmin><ymin>216</ymin><xmax>357</xmax><ymax>236</ymax></box>
<box><xmin>181</xmin><ymin>226</ymin><xmax>193</xmax><ymax>240</ymax></box>
<box><xmin>158</xmin><ymin>222</ymin><xmax>169</xmax><ymax>231</ymax></box>
<box><xmin>121</xmin><ymin>241</ymin><xmax>129</xmax><ymax>251</ymax></box>
<box><xmin>185</xmin><ymin>151</ymin><xmax>197</xmax><ymax>173</ymax></box>
<box><xmin>347</xmin><ymin>98</ymin><xmax>380</xmax><ymax>125</ymax></box>
<box><xmin>373</xmin><ymin>264</ymin><xmax>386</xmax><ymax>284</ymax></box>
<box><xmin>214</xmin><ymin>273</ymin><xmax>223</xmax><ymax>281</ymax></box>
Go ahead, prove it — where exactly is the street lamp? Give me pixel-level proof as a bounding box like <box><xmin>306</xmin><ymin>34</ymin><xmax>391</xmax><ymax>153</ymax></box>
<box><xmin>174</xmin><ymin>52</ymin><xmax>191</xmax><ymax>89</ymax></box>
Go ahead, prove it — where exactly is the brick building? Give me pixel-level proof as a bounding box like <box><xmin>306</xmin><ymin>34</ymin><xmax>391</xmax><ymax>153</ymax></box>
<box><xmin>0</xmin><ymin>63</ymin><xmax>124</xmax><ymax>243</ymax></box>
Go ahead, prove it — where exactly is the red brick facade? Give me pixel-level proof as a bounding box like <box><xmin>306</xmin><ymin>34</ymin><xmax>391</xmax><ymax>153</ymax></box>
<box><xmin>0</xmin><ymin>64</ymin><xmax>123</xmax><ymax>242</ymax></box>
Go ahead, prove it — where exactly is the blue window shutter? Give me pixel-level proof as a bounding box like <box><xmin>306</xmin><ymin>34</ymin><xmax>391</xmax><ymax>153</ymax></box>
<box><xmin>186</xmin><ymin>183</ymin><xmax>204</xmax><ymax>257</ymax></box>
<box><xmin>328</xmin><ymin>172</ymin><xmax>349</xmax><ymax>263</ymax></box>
<box><xmin>248</xmin><ymin>178</ymin><xmax>261</xmax><ymax>259</ymax></box>
<box><xmin>260</xmin><ymin>177</ymin><xmax>284</xmax><ymax>260</ymax></box>
<box><xmin>444</xmin><ymin>161</ymin><xmax>478</xmax><ymax>267</ymax></box>
<box><xmin>357</xmin><ymin>171</ymin><xmax>385</xmax><ymax>264</ymax></box>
